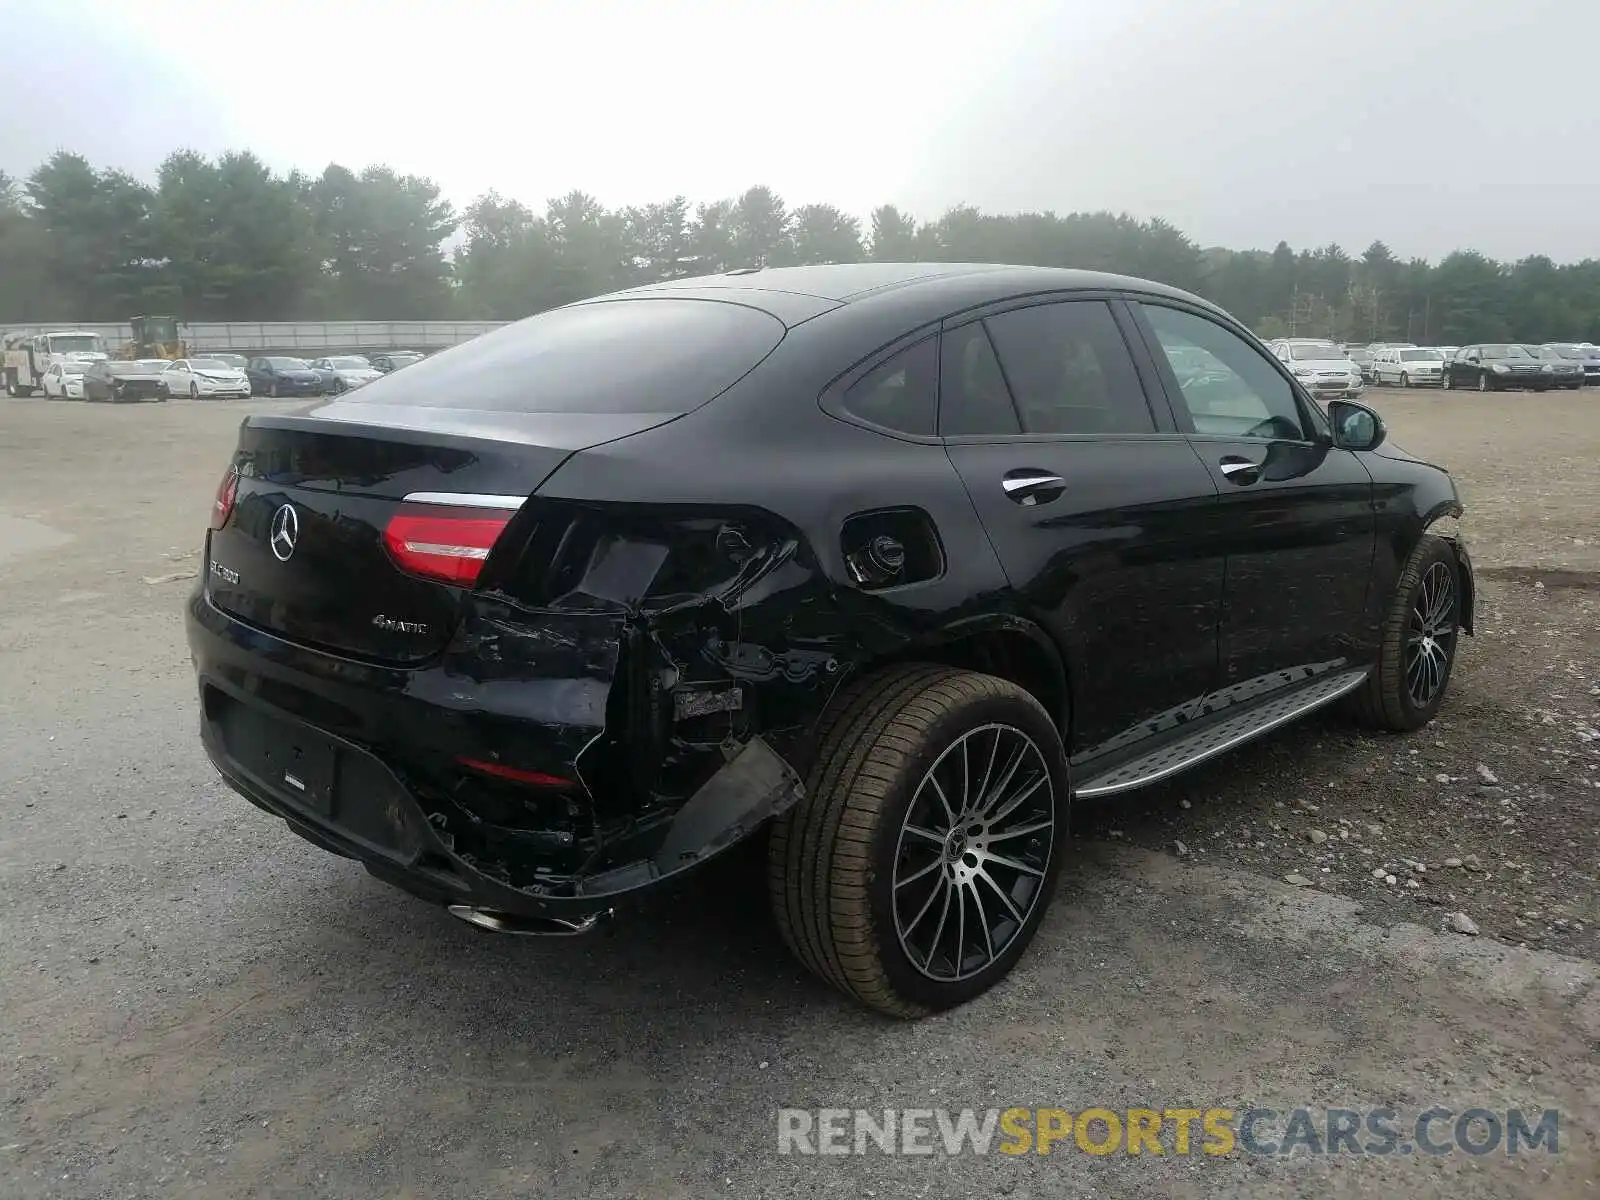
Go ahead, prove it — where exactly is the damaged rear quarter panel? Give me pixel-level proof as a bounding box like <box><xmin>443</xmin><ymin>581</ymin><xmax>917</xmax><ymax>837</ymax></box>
<box><xmin>421</xmin><ymin>335</ymin><xmax>1014</xmax><ymax>902</ymax></box>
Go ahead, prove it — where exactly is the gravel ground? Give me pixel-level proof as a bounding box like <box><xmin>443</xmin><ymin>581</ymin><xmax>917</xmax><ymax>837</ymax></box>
<box><xmin>1</xmin><ymin>389</ymin><xmax>1596</xmax><ymax>1199</ymax></box>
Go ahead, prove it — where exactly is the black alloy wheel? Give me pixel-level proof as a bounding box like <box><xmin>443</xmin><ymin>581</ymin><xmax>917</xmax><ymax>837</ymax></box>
<box><xmin>1405</xmin><ymin>560</ymin><xmax>1457</xmax><ymax>709</ymax></box>
<box><xmin>769</xmin><ymin>665</ymin><xmax>1069</xmax><ymax>1017</ymax></box>
<box><xmin>890</xmin><ymin>722</ymin><xmax>1055</xmax><ymax>984</ymax></box>
<box><xmin>1350</xmin><ymin>534</ymin><xmax>1461</xmax><ymax>731</ymax></box>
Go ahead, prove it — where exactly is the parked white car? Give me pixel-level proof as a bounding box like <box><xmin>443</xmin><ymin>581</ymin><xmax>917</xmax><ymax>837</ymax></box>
<box><xmin>310</xmin><ymin>355</ymin><xmax>383</xmax><ymax>393</ymax></box>
<box><xmin>1372</xmin><ymin>347</ymin><xmax>1445</xmax><ymax>388</ymax></box>
<box><xmin>41</xmin><ymin>360</ymin><xmax>87</xmax><ymax>400</ymax></box>
<box><xmin>160</xmin><ymin>358</ymin><xmax>252</xmax><ymax>400</ymax></box>
<box><xmin>1267</xmin><ymin>339</ymin><xmax>1364</xmax><ymax>398</ymax></box>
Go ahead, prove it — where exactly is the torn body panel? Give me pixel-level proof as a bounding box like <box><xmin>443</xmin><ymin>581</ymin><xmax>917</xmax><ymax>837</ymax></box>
<box><xmin>187</xmin><ymin>493</ymin><xmax>905</xmax><ymax>918</ymax></box>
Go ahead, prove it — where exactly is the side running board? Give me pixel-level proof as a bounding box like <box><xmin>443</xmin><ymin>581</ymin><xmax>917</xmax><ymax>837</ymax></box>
<box><xmin>1075</xmin><ymin>668</ymin><xmax>1370</xmax><ymax>799</ymax></box>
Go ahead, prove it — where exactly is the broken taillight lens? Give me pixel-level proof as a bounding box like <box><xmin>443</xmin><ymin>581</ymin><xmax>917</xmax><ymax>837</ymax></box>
<box><xmin>382</xmin><ymin>507</ymin><xmax>518</xmax><ymax>586</ymax></box>
<box><xmin>458</xmin><ymin>757</ymin><xmax>576</xmax><ymax>789</ymax></box>
<box><xmin>210</xmin><ymin>468</ymin><xmax>239</xmax><ymax>531</ymax></box>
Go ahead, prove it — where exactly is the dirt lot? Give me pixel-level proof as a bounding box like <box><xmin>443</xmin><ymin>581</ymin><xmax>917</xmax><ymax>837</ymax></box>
<box><xmin>1</xmin><ymin>388</ymin><xmax>1597</xmax><ymax>1199</ymax></box>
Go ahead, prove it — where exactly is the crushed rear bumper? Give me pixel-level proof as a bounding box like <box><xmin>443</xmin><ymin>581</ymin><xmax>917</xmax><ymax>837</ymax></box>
<box><xmin>187</xmin><ymin>588</ymin><xmax>804</xmax><ymax>919</ymax></box>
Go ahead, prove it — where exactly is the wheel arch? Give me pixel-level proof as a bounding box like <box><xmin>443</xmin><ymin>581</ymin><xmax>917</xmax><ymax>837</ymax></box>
<box><xmin>872</xmin><ymin>613</ymin><xmax>1072</xmax><ymax>742</ymax></box>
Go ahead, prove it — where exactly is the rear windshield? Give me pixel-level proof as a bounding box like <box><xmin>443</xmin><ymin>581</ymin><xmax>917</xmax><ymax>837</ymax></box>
<box><xmin>343</xmin><ymin>299</ymin><xmax>786</xmax><ymax>413</ymax></box>
<box><xmin>1399</xmin><ymin>349</ymin><xmax>1442</xmax><ymax>361</ymax></box>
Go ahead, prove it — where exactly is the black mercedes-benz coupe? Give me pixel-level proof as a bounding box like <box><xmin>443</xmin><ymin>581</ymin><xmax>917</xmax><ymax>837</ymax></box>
<box><xmin>187</xmin><ymin>263</ymin><xmax>1475</xmax><ymax>1017</ymax></box>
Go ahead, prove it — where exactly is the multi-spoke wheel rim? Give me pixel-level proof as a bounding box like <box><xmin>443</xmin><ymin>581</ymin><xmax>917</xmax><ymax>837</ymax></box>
<box><xmin>891</xmin><ymin>724</ymin><xmax>1056</xmax><ymax>982</ymax></box>
<box><xmin>1405</xmin><ymin>561</ymin><xmax>1457</xmax><ymax>707</ymax></box>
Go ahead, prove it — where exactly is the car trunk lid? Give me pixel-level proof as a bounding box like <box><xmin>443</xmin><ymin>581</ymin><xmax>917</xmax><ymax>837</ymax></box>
<box><xmin>205</xmin><ymin>407</ymin><xmax>676</xmax><ymax>664</ymax></box>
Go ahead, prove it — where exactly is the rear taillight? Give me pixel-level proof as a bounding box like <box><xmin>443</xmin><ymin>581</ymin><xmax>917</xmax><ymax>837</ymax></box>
<box><xmin>210</xmin><ymin>468</ymin><xmax>239</xmax><ymax>530</ymax></box>
<box><xmin>382</xmin><ymin>507</ymin><xmax>517</xmax><ymax>586</ymax></box>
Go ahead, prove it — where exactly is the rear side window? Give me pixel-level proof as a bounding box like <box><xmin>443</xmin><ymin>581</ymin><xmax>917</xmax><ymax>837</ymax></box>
<box><xmin>840</xmin><ymin>338</ymin><xmax>938</xmax><ymax>435</ymax></box>
<box><xmin>981</xmin><ymin>301</ymin><xmax>1155</xmax><ymax>435</ymax></box>
<box><xmin>939</xmin><ymin>322</ymin><xmax>1020</xmax><ymax>436</ymax></box>
<box><xmin>344</xmin><ymin>299</ymin><xmax>786</xmax><ymax>414</ymax></box>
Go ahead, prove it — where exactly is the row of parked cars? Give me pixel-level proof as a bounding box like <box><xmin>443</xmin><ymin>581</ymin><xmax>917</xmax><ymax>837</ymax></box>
<box><xmin>1265</xmin><ymin>337</ymin><xmax>1600</xmax><ymax>394</ymax></box>
<box><xmin>41</xmin><ymin>350</ymin><xmax>428</xmax><ymax>402</ymax></box>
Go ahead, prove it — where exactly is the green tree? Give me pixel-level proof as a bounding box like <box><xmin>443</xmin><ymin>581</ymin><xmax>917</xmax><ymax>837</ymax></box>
<box><xmin>869</xmin><ymin>205</ymin><xmax>919</xmax><ymax>260</ymax></box>
<box><xmin>727</xmin><ymin>186</ymin><xmax>790</xmax><ymax>267</ymax></box>
<box><xmin>788</xmin><ymin>203</ymin><xmax>864</xmax><ymax>264</ymax></box>
<box><xmin>308</xmin><ymin>164</ymin><xmax>456</xmax><ymax>318</ymax></box>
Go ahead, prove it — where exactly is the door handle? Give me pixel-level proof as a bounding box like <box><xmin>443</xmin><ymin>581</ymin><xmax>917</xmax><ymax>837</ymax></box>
<box><xmin>1218</xmin><ymin>456</ymin><xmax>1262</xmax><ymax>484</ymax></box>
<box><xmin>1002</xmin><ymin>470</ymin><xmax>1067</xmax><ymax>506</ymax></box>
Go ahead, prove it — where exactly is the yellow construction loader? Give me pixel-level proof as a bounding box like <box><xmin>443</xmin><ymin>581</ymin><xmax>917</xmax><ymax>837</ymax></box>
<box><xmin>117</xmin><ymin>315</ymin><xmax>189</xmax><ymax>361</ymax></box>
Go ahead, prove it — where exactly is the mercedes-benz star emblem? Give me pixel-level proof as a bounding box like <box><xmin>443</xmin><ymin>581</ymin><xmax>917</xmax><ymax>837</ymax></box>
<box><xmin>269</xmin><ymin>503</ymin><xmax>299</xmax><ymax>562</ymax></box>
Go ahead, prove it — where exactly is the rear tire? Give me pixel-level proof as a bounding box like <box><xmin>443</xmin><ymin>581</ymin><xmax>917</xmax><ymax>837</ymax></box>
<box><xmin>1349</xmin><ymin>534</ymin><xmax>1462</xmax><ymax>732</ymax></box>
<box><xmin>768</xmin><ymin>664</ymin><xmax>1069</xmax><ymax>1018</ymax></box>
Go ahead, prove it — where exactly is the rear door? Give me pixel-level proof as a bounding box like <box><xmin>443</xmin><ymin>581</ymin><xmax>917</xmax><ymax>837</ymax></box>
<box><xmin>938</xmin><ymin>297</ymin><xmax>1225</xmax><ymax>758</ymax></box>
<box><xmin>1128</xmin><ymin>300</ymin><xmax>1376</xmax><ymax>705</ymax></box>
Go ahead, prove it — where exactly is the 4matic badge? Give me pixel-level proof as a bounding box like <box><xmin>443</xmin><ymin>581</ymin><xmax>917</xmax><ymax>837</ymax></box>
<box><xmin>372</xmin><ymin>614</ymin><xmax>430</xmax><ymax>635</ymax></box>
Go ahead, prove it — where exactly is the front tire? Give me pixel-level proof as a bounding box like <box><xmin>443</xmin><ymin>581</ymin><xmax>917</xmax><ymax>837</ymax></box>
<box><xmin>1400</xmin><ymin>372</ymin><xmax>1410</xmax><ymax>388</ymax></box>
<box><xmin>190</xmin><ymin>383</ymin><xmax>200</xmax><ymax>400</ymax></box>
<box><xmin>1350</xmin><ymin>534</ymin><xmax>1462</xmax><ymax>732</ymax></box>
<box><xmin>1477</xmin><ymin>372</ymin><xmax>1492</xmax><ymax>392</ymax></box>
<box><xmin>768</xmin><ymin>665</ymin><xmax>1068</xmax><ymax>1018</ymax></box>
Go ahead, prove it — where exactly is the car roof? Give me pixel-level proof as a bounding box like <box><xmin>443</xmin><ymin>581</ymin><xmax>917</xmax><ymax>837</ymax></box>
<box><xmin>597</xmin><ymin>262</ymin><xmax>1219</xmax><ymax>328</ymax></box>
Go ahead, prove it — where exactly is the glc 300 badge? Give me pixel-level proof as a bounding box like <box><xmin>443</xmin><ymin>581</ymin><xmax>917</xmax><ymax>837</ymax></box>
<box><xmin>372</xmin><ymin>614</ymin><xmax>430</xmax><ymax>634</ymax></box>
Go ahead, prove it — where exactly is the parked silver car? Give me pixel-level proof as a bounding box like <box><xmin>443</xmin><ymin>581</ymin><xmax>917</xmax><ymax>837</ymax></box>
<box><xmin>1373</xmin><ymin>347</ymin><xmax>1445</xmax><ymax>388</ymax></box>
<box><xmin>1267</xmin><ymin>339</ymin><xmax>1364</xmax><ymax>398</ymax></box>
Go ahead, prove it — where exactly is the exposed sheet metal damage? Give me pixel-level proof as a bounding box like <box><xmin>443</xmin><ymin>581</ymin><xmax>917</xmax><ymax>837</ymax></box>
<box><xmin>406</xmin><ymin>505</ymin><xmax>905</xmax><ymax>904</ymax></box>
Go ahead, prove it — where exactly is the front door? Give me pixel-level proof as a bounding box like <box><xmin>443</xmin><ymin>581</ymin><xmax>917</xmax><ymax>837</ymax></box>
<box><xmin>1129</xmin><ymin>301</ymin><xmax>1377</xmax><ymax>708</ymax></box>
<box><xmin>938</xmin><ymin>299</ymin><xmax>1226</xmax><ymax>759</ymax></box>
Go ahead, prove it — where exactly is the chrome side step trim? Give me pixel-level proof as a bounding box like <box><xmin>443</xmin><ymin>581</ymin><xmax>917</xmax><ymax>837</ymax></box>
<box><xmin>1074</xmin><ymin>668</ymin><xmax>1370</xmax><ymax>799</ymax></box>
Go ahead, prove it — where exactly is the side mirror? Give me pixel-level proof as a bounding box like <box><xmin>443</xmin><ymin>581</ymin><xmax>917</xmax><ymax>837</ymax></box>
<box><xmin>1328</xmin><ymin>400</ymin><xmax>1386</xmax><ymax>452</ymax></box>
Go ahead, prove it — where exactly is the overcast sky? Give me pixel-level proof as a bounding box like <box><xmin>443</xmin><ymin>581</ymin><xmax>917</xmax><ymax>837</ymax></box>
<box><xmin>3</xmin><ymin>0</ymin><xmax>1595</xmax><ymax>262</ymax></box>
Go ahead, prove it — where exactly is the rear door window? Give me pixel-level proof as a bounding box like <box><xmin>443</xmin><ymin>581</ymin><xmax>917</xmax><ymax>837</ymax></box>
<box><xmin>980</xmin><ymin>301</ymin><xmax>1156</xmax><ymax>436</ymax></box>
<box><xmin>344</xmin><ymin>298</ymin><xmax>787</xmax><ymax>414</ymax></box>
<box><xmin>939</xmin><ymin>322</ymin><xmax>1021</xmax><ymax>436</ymax></box>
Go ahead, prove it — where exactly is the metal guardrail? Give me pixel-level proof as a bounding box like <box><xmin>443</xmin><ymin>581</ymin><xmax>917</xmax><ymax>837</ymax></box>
<box><xmin>0</xmin><ymin>320</ymin><xmax>510</xmax><ymax>353</ymax></box>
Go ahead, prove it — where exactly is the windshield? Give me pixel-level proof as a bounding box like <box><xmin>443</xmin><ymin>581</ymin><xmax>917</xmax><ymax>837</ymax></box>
<box><xmin>327</xmin><ymin>357</ymin><xmax>370</xmax><ymax>368</ymax></box>
<box><xmin>46</xmin><ymin>335</ymin><xmax>102</xmax><ymax>354</ymax></box>
<box><xmin>1288</xmin><ymin>343</ymin><xmax>1342</xmax><ymax>360</ymax></box>
<box><xmin>1482</xmin><ymin>344</ymin><xmax>1531</xmax><ymax>359</ymax></box>
<box><xmin>139</xmin><ymin>360</ymin><xmax>170</xmax><ymax>370</ymax></box>
<box><xmin>58</xmin><ymin>364</ymin><xmax>86</xmax><ymax>376</ymax></box>
<box><xmin>191</xmin><ymin>359</ymin><xmax>232</xmax><ymax>370</ymax></box>
<box><xmin>1398</xmin><ymin>349</ymin><xmax>1443</xmax><ymax>361</ymax></box>
<box><xmin>106</xmin><ymin>362</ymin><xmax>152</xmax><ymax>376</ymax></box>
<box><xmin>266</xmin><ymin>357</ymin><xmax>310</xmax><ymax>369</ymax></box>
